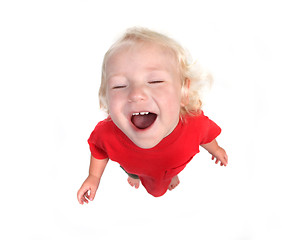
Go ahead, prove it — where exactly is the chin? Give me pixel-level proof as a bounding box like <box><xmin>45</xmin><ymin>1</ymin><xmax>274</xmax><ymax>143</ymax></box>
<box><xmin>135</xmin><ymin>143</ymin><xmax>157</xmax><ymax>149</ymax></box>
<box><xmin>133</xmin><ymin>138</ymin><xmax>161</xmax><ymax>149</ymax></box>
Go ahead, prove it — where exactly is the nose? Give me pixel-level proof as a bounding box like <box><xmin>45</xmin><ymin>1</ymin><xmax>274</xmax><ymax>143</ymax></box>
<box><xmin>128</xmin><ymin>84</ymin><xmax>148</xmax><ymax>103</ymax></box>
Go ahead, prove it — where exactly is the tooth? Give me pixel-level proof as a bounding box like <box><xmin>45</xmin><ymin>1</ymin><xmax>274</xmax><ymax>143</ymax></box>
<box><xmin>132</xmin><ymin>112</ymin><xmax>150</xmax><ymax>116</ymax></box>
<box><xmin>140</xmin><ymin>112</ymin><xmax>149</xmax><ymax>115</ymax></box>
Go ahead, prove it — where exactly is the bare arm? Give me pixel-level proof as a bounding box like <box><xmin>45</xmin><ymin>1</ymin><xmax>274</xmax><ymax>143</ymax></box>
<box><xmin>201</xmin><ymin>139</ymin><xmax>228</xmax><ymax>166</ymax></box>
<box><xmin>88</xmin><ymin>155</ymin><xmax>109</xmax><ymax>178</ymax></box>
<box><xmin>77</xmin><ymin>155</ymin><xmax>109</xmax><ymax>204</ymax></box>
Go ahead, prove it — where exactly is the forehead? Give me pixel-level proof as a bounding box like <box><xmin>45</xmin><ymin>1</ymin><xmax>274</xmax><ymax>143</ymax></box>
<box><xmin>105</xmin><ymin>40</ymin><xmax>178</xmax><ymax>78</ymax></box>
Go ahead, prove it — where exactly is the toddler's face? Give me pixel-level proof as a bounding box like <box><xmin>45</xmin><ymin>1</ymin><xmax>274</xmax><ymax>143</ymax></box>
<box><xmin>105</xmin><ymin>41</ymin><xmax>182</xmax><ymax>149</ymax></box>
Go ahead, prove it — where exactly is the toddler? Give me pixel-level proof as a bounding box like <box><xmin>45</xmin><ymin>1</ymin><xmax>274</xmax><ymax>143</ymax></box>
<box><xmin>77</xmin><ymin>27</ymin><xmax>228</xmax><ymax>203</ymax></box>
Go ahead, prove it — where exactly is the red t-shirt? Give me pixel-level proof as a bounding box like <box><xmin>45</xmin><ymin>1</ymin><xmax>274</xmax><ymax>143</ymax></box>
<box><xmin>88</xmin><ymin>112</ymin><xmax>221</xmax><ymax>197</ymax></box>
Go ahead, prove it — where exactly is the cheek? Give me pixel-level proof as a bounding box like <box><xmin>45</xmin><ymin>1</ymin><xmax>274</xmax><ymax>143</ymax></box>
<box><xmin>106</xmin><ymin>92</ymin><xmax>116</xmax><ymax>114</ymax></box>
<box><xmin>107</xmin><ymin>91</ymin><xmax>126</xmax><ymax>115</ymax></box>
<box><xmin>157</xmin><ymin>86</ymin><xmax>181</xmax><ymax>109</ymax></box>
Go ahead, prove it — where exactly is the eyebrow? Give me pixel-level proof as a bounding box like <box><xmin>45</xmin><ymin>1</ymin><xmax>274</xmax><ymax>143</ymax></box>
<box><xmin>106</xmin><ymin>73</ymin><xmax>126</xmax><ymax>81</ymax></box>
<box><xmin>107</xmin><ymin>68</ymin><xmax>168</xmax><ymax>79</ymax></box>
<box><xmin>145</xmin><ymin>69</ymin><xmax>171</xmax><ymax>78</ymax></box>
<box><xmin>144</xmin><ymin>66</ymin><xmax>168</xmax><ymax>72</ymax></box>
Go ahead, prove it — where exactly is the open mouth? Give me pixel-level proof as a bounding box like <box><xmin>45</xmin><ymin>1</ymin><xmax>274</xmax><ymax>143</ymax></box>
<box><xmin>131</xmin><ymin>112</ymin><xmax>157</xmax><ymax>130</ymax></box>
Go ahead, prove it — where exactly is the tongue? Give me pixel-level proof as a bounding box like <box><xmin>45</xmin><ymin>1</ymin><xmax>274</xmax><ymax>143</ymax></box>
<box><xmin>131</xmin><ymin>113</ymin><xmax>157</xmax><ymax>129</ymax></box>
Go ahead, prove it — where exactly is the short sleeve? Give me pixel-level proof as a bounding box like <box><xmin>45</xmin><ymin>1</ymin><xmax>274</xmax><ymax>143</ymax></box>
<box><xmin>87</xmin><ymin>122</ymin><xmax>109</xmax><ymax>159</ymax></box>
<box><xmin>198</xmin><ymin>113</ymin><xmax>221</xmax><ymax>145</ymax></box>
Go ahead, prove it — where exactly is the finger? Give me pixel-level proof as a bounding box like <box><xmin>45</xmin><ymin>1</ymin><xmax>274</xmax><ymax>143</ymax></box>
<box><xmin>82</xmin><ymin>195</ymin><xmax>89</xmax><ymax>204</ymax></box>
<box><xmin>212</xmin><ymin>156</ymin><xmax>215</xmax><ymax>160</ymax></box>
<box><xmin>225</xmin><ymin>154</ymin><xmax>229</xmax><ymax>164</ymax></box>
<box><xmin>218</xmin><ymin>159</ymin><xmax>226</xmax><ymax>166</ymax></box>
<box><xmin>78</xmin><ymin>197</ymin><xmax>83</xmax><ymax>205</ymax></box>
<box><xmin>222</xmin><ymin>156</ymin><xmax>228</xmax><ymax>166</ymax></box>
<box><xmin>89</xmin><ymin>187</ymin><xmax>97</xmax><ymax>201</ymax></box>
<box><xmin>85</xmin><ymin>190</ymin><xmax>90</xmax><ymax>199</ymax></box>
<box><xmin>78</xmin><ymin>193</ymin><xmax>87</xmax><ymax>204</ymax></box>
<box><xmin>84</xmin><ymin>194</ymin><xmax>90</xmax><ymax>202</ymax></box>
<box><xmin>215</xmin><ymin>159</ymin><xmax>219</xmax><ymax>164</ymax></box>
<box><xmin>77</xmin><ymin>190</ymin><xmax>84</xmax><ymax>204</ymax></box>
<box><xmin>77</xmin><ymin>187</ymin><xmax>90</xmax><ymax>204</ymax></box>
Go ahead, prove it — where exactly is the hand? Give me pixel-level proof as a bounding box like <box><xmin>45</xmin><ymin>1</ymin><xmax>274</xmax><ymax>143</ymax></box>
<box><xmin>77</xmin><ymin>175</ymin><xmax>100</xmax><ymax>204</ymax></box>
<box><xmin>211</xmin><ymin>147</ymin><xmax>228</xmax><ymax>167</ymax></box>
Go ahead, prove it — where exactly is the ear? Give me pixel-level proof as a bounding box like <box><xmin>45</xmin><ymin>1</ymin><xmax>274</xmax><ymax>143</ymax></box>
<box><xmin>181</xmin><ymin>78</ymin><xmax>190</xmax><ymax>107</ymax></box>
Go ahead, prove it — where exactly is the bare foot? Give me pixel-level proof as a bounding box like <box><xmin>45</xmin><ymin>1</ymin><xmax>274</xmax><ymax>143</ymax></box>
<box><xmin>168</xmin><ymin>175</ymin><xmax>180</xmax><ymax>191</ymax></box>
<box><xmin>127</xmin><ymin>177</ymin><xmax>140</xmax><ymax>189</ymax></box>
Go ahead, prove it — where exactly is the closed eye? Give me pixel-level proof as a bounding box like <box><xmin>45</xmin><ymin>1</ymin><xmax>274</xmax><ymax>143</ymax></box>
<box><xmin>148</xmin><ymin>80</ymin><xmax>164</xmax><ymax>84</ymax></box>
<box><xmin>112</xmin><ymin>85</ymin><xmax>127</xmax><ymax>89</ymax></box>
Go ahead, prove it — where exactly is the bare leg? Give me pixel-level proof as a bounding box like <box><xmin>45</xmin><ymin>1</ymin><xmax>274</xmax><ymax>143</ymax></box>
<box><xmin>168</xmin><ymin>175</ymin><xmax>180</xmax><ymax>191</ymax></box>
<box><xmin>127</xmin><ymin>176</ymin><xmax>140</xmax><ymax>189</ymax></box>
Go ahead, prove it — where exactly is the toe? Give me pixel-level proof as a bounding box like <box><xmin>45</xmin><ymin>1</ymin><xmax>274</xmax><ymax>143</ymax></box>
<box><xmin>127</xmin><ymin>179</ymin><xmax>133</xmax><ymax>186</ymax></box>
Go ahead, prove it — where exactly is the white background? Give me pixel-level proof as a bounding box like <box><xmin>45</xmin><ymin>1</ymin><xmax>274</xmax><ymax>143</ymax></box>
<box><xmin>1</xmin><ymin>0</ymin><xmax>281</xmax><ymax>239</ymax></box>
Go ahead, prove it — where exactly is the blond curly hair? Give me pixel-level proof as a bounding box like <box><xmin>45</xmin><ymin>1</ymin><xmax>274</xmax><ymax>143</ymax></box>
<box><xmin>99</xmin><ymin>27</ymin><xmax>213</xmax><ymax>118</ymax></box>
